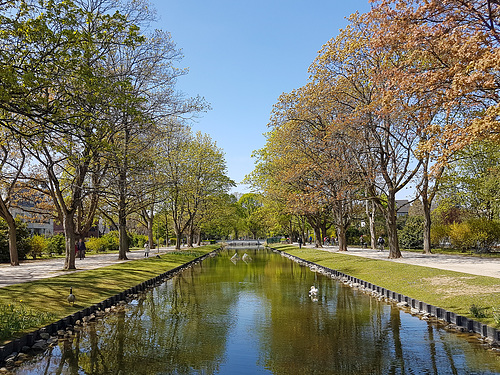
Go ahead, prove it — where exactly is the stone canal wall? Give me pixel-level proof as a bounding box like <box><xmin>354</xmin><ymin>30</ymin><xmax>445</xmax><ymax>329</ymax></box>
<box><xmin>0</xmin><ymin>250</ymin><xmax>219</xmax><ymax>365</ymax></box>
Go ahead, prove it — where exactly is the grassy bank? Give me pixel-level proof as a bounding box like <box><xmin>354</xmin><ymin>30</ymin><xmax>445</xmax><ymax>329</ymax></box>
<box><xmin>271</xmin><ymin>244</ymin><xmax>500</xmax><ymax>327</ymax></box>
<box><xmin>0</xmin><ymin>246</ymin><xmax>218</xmax><ymax>343</ymax></box>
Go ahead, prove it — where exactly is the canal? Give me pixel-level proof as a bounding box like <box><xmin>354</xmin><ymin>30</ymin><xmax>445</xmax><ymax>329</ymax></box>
<box><xmin>14</xmin><ymin>249</ymin><xmax>500</xmax><ymax>374</ymax></box>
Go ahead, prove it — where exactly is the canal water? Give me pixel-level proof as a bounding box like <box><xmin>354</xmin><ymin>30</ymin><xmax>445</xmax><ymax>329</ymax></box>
<box><xmin>14</xmin><ymin>249</ymin><xmax>500</xmax><ymax>374</ymax></box>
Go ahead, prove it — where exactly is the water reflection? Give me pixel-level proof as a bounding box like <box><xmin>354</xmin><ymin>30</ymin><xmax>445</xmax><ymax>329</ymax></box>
<box><xmin>15</xmin><ymin>249</ymin><xmax>500</xmax><ymax>374</ymax></box>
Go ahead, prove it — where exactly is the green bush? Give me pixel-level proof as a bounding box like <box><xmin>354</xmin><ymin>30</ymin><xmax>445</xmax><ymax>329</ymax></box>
<box><xmin>100</xmin><ymin>232</ymin><xmax>119</xmax><ymax>251</ymax></box>
<box><xmin>448</xmin><ymin>221</ymin><xmax>475</xmax><ymax>252</ymax></box>
<box><xmin>47</xmin><ymin>234</ymin><xmax>65</xmax><ymax>255</ymax></box>
<box><xmin>430</xmin><ymin>223</ymin><xmax>450</xmax><ymax>248</ymax></box>
<box><xmin>0</xmin><ymin>218</ymin><xmax>31</xmax><ymax>263</ymax></box>
<box><xmin>85</xmin><ymin>237</ymin><xmax>104</xmax><ymax>252</ymax></box>
<box><xmin>447</xmin><ymin>218</ymin><xmax>500</xmax><ymax>253</ymax></box>
<box><xmin>466</xmin><ymin>218</ymin><xmax>500</xmax><ymax>253</ymax></box>
<box><xmin>398</xmin><ymin>216</ymin><xmax>424</xmax><ymax>249</ymax></box>
<box><xmin>346</xmin><ymin>226</ymin><xmax>361</xmax><ymax>245</ymax></box>
<box><xmin>29</xmin><ymin>235</ymin><xmax>47</xmax><ymax>259</ymax></box>
<box><xmin>130</xmin><ymin>233</ymin><xmax>148</xmax><ymax>248</ymax></box>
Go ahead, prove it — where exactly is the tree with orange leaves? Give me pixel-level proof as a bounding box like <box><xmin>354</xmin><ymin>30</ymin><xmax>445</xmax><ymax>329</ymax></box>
<box><xmin>370</xmin><ymin>0</ymin><xmax>500</xmax><ymax>153</ymax></box>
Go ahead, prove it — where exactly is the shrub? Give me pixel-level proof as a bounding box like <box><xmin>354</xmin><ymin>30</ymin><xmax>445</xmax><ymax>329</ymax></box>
<box><xmin>130</xmin><ymin>233</ymin><xmax>148</xmax><ymax>248</ymax></box>
<box><xmin>85</xmin><ymin>237</ymin><xmax>104</xmax><ymax>252</ymax></box>
<box><xmin>47</xmin><ymin>234</ymin><xmax>65</xmax><ymax>255</ymax></box>
<box><xmin>448</xmin><ymin>222</ymin><xmax>475</xmax><ymax>252</ymax></box>
<box><xmin>466</xmin><ymin>218</ymin><xmax>500</xmax><ymax>253</ymax></box>
<box><xmin>398</xmin><ymin>216</ymin><xmax>424</xmax><ymax>249</ymax></box>
<box><xmin>346</xmin><ymin>226</ymin><xmax>361</xmax><ymax>245</ymax></box>
<box><xmin>469</xmin><ymin>304</ymin><xmax>487</xmax><ymax>319</ymax></box>
<box><xmin>29</xmin><ymin>235</ymin><xmax>47</xmax><ymax>259</ymax></box>
<box><xmin>430</xmin><ymin>223</ymin><xmax>450</xmax><ymax>248</ymax></box>
<box><xmin>99</xmin><ymin>232</ymin><xmax>119</xmax><ymax>251</ymax></box>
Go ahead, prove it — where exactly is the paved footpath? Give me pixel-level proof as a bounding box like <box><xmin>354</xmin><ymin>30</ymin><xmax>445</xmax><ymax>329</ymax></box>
<box><xmin>0</xmin><ymin>245</ymin><xmax>499</xmax><ymax>288</ymax></box>
<box><xmin>303</xmin><ymin>244</ymin><xmax>500</xmax><ymax>279</ymax></box>
<box><xmin>0</xmin><ymin>247</ymin><xmax>177</xmax><ymax>288</ymax></box>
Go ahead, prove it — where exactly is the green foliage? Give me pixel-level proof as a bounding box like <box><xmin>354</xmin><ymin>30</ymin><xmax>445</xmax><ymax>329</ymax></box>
<box><xmin>398</xmin><ymin>216</ymin><xmax>424</xmax><ymax>249</ymax></box>
<box><xmin>129</xmin><ymin>233</ymin><xmax>148</xmax><ymax>248</ymax></box>
<box><xmin>493</xmin><ymin>308</ymin><xmax>500</xmax><ymax>326</ymax></box>
<box><xmin>466</xmin><ymin>218</ymin><xmax>500</xmax><ymax>253</ymax></box>
<box><xmin>346</xmin><ymin>226</ymin><xmax>361</xmax><ymax>245</ymax></box>
<box><xmin>448</xmin><ymin>218</ymin><xmax>500</xmax><ymax>253</ymax></box>
<box><xmin>0</xmin><ymin>302</ymin><xmax>56</xmax><ymax>342</ymax></box>
<box><xmin>430</xmin><ymin>223</ymin><xmax>451</xmax><ymax>248</ymax></box>
<box><xmin>29</xmin><ymin>235</ymin><xmax>47</xmax><ymax>259</ymax></box>
<box><xmin>47</xmin><ymin>234</ymin><xmax>65</xmax><ymax>255</ymax></box>
<box><xmin>87</xmin><ymin>232</ymin><xmax>120</xmax><ymax>252</ymax></box>
<box><xmin>0</xmin><ymin>218</ymin><xmax>31</xmax><ymax>263</ymax></box>
<box><xmin>469</xmin><ymin>304</ymin><xmax>487</xmax><ymax>319</ymax></box>
<box><xmin>448</xmin><ymin>222</ymin><xmax>475</xmax><ymax>252</ymax></box>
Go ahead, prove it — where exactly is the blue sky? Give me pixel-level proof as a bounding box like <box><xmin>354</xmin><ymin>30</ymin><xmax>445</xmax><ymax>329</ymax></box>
<box><xmin>149</xmin><ymin>0</ymin><xmax>372</xmax><ymax>193</ymax></box>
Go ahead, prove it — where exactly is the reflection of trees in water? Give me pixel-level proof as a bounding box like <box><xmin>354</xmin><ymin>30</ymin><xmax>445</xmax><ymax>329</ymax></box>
<box><xmin>44</xmin><ymin>253</ymin><xmax>243</xmax><ymax>374</ymax></box>
<box><xmin>15</xmin><ymin>250</ymin><xmax>500</xmax><ymax>374</ymax></box>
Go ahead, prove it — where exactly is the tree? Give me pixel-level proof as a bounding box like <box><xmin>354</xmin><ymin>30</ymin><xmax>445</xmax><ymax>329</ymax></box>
<box><xmin>0</xmin><ymin>128</ymin><xmax>25</xmax><ymax>265</ymax></box>
<box><xmin>13</xmin><ymin>0</ymin><xmax>151</xmax><ymax>269</ymax></box>
<box><xmin>440</xmin><ymin>140</ymin><xmax>500</xmax><ymax>220</ymax></box>
<box><xmin>370</xmin><ymin>0</ymin><xmax>500</xmax><ymax>153</ymax></box>
<box><xmin>309</xmin><ymin>13</ymin><xmax>423</xmax><ymax>258</ymax></box>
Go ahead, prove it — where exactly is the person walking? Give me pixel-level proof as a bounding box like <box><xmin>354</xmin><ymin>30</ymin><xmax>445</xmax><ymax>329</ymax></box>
<box><xmin>78</xmin><ymin>238</ymin><xmax>86</xmax><ymax>260</ymax></box>
<box><xmin>144</xmin><ymin>242</ymin><xmax>150</xmax><ymax>257</ymax></box>
<box><xmin>298</xmin><ymin>237</ymin><xmax>303</xmax><ymax>249</ymax></box>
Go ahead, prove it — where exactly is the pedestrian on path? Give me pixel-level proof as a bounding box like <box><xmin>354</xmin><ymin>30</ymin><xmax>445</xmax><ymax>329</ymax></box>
<box><xmin>78</xmin><ymin>239</ymin><xmax>86</xmax><ymax>260</ymax></box>
<box><xmin>377</xmin><ymin>236</ymin><xmax>385</xmax><ymax>252</ymax></box>
<box><xmin>144</xmin><ymin>242</ymin><xmax>150</xmax><ymax>257</ymax></box>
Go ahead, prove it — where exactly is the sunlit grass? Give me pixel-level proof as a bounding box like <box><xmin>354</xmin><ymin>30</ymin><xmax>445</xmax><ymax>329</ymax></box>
<box><xmin>271</xmin><ymin>244</ymin><xmax>500</xmax><ymax>327</ymax></box>
<box><xmin>0</xmin><ymin>245</ymin><xmax>218</xmax><ymax>343</ymax></box>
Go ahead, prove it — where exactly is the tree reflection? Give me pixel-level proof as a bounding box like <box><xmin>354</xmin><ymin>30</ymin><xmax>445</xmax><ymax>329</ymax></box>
<box><xmin>14</xmin><ymin>250</ymin><xmax>500</xmax><ymax>375</ymax></box>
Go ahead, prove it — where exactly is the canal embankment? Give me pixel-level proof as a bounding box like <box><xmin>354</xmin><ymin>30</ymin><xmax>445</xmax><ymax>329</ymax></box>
<box><xmin>0</xmin><ymin>246</ymin><xmax>220</xmax><ymax>365</ymax></box>
<box><xmin>268</xmin><ymin>244</ymin><xmax>500</xmax><ymax>348</ymax></box>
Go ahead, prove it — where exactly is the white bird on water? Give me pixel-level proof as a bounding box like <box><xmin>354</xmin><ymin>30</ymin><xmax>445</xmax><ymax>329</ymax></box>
<box><xmin>309</xmin><ymin>285</ymin><xmax>318</xmax><ymax>297</ymax></box>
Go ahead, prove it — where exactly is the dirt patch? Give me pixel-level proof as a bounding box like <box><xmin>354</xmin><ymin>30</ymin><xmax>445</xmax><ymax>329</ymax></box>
<box><xmin>423</xmin><ymin>276</ymin><xmax>500</xmax><ymax>297</ymax></box>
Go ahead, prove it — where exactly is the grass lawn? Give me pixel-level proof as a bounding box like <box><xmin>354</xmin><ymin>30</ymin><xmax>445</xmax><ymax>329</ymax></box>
<box><xmin>0</xmin><ymin>246</ymin><xmax>218</xmax><ymax>343</ymax></box>
<box><xmin>271</xmin><ymin>244</ymin><xmax>500</xmax><ymax>328</ymax></box>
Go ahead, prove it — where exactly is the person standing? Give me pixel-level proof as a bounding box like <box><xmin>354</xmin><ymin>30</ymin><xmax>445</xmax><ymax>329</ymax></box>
<box><xmin>78</xmin><ymin>238</ymin><xmax>86</xmax><ymax>260</ymax></box>
<box><xmin>298</xmin><ymin>237</ymin><xmax>303</xmax><ymax>249</ymax></box>
<box><xmin>144</xmin><ymin>242</ymin><xmax>150</xmax><ymax>257</ymax></box>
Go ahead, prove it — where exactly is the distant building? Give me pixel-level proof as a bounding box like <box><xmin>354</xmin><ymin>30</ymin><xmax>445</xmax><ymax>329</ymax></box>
<box><xmin>11</xmin><ymin>203</ymin><xmax>54</xmax><ymax>236</ymax></box>
<box><xmin>396</xmin><ymin>200</ymin><xmax>410</xmax><ymax>217</ymax></box>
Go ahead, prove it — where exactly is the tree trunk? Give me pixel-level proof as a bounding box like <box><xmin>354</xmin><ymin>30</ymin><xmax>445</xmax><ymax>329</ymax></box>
<box><xmin>386</xmin><ymin>193</ymin><xmax>402</xmax><ymax>259</ymax></box>
<box><xmin>63</xmin><ymin>213</ymin><xmax>77</xmax><ymax>270</ymax></box>
<box><xmin>187</xmin><ymin>222</ymin><xmax>194</xmax><ymax>247</ymax></box>
<box><xmin>366</xmin><ymin>199</ymin><xmax>377</xmax><ymax>250</ymax></box>
<box><xmin>337</xmin><ymin>224</ymin><xmax>348</xmax><ymax>251</ymax></box>
<box><xmin>5</xmin><ymin>213</ymin><xmax>19</xmax><ymax>266</ymax></box>
<box><xmin>118</xmin><ymin>204</ymin><xmax>128</xmax><ymax>260</ymax></box>
<box><xmin>422</xmin><ymin>195</ymin><xmax>432</xmax><ymax>254</ymax></box>
<box><xmin>314</xmin><ymin>227</ymin><xmax>322</xmax><ymax>247</ymax></box>
<box><xmin>147</xmin><ymin>211</ymin><xmax>154</xmax><ymax>249</ymax></box>
<box><xmin>175</xmin><ymin>228</ymin><xmax>182</xmax><ymax>250</ymax></box>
